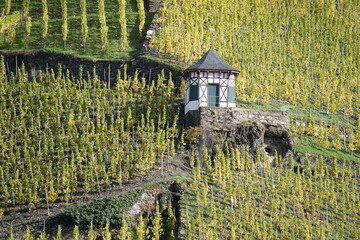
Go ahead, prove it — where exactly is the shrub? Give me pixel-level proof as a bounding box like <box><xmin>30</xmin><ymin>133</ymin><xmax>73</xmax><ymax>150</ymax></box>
<box><xmin>184</xmin><ymin>126</ymin><xmax>202</xmax><ymax>146</ymax></box>
<box><xmin>56</xmin><ymin>188</ymin><xmax>143</xmax><ymax>231</ymax></box>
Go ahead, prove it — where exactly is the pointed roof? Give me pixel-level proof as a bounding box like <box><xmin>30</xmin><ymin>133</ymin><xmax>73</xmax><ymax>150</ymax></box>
<box><xmin>185</xmin><ymin>49</ymin><xmax>240</xmax><ymax>72</ymax></box>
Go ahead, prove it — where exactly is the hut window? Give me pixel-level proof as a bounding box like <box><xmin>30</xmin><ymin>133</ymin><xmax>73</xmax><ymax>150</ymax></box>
<box><xmin>222</xmin><ymin>72</ymin><xmax>229</xmax><ymax>78</ymax></box>
<box><xmin>214</xmin><ymin>72</ymin><xmax>220</xmax><ymax>78</ymax></box>
<box><xmin>208</xmin><ymin>72</ymin><xmax>214</xmax><ymax>77</ymax></box>
<box><xmin>191</xmin><ymin>72</ymin><xmax>198</xmax><ymax>77</ymax></box>
<box><xmin>228</xmin><ymin>87</ymin><xmax>235</xmax><ymax>102</ymax></box>
<box><xmin>200</xmin><ymin>71</ymin><xmax>207</xmax><ymax>77</ymax></box>
<box><xmin>189</xmin><ymin>85</ymin><xmax>199</xmax><ymax>101</ymax></box>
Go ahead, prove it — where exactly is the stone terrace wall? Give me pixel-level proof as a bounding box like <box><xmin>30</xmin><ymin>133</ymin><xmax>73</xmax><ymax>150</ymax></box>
<box><xmin>198</xmin><ymin>107</ymin><xmax>290</xmax><ymax>130</ymax></box>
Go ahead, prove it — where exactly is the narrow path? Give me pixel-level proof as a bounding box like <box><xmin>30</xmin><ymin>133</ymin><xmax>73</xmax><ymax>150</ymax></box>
<box><xmin>0</xmin><ymin>153</ymin><xmax>191</xmax><ymax>239</ymax></box>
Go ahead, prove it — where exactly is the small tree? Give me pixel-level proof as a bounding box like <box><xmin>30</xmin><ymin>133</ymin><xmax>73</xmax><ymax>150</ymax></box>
<box><xmin>60</xmin><ymin>0</ymin><xmax>68</xmax><ymax>49</ymax></box>
<box><xmin>56</xmin><ymin>225</ymin><xmax>62</xmax><ymax>240</ymax></box>
<box><xmin>102</xmin><ymin>220</ymin><xmax>111</xmax><ymax>240</ymax></box>
<box><xmin>24</xmin><ymin>17</ymin><xmax>32</xmax><ymax>49</ymax></box>
<box><xmin>23</xmin><ymin>227</ymin><xmax>34</xmax><ymax>240</ymax></box>
<box><xmin>80</xmin><ymin>0</ymin><xmax>88</xmax><ymax>50</ymax></box>
<box><xmin>4</xmin><ymin>0</ymin><xmax>11</xmax><ymax>15</ymax></box>
<box><xmin>41</xmin><ymin>0</ymin><xmax>48</xmax><ymax>48</ymax></box>
<box><xmin>72</xmin><ymin>226</ymin><xmax>79</xmax><ymax>240</ymax></box>
<box><xmin>23</xmin><ymin>0</ymin><xmax>30</xmax><ymax>17</ymax></box>
<box><xmin>136</xmin><ymin>0</ymin><xmax>145</xmax><ymax>36</ymax></box>
<box><xmin>98</xmin><ymin>0</ymin><xmax>108</xmax><ymax>52</ymax></box>
<box><xmin>6</xmin><ymin>27</ymin><xmax>16</xmax><ymax>45</ymax></box>
<box><xmin>150</xmin><ymin>202</ymin><xmax>163</xmax><ymax>240</ymax></box>
<box><xmin>135</xmin><ymin>216</ymin><xmax>147</xmax><ymax>240</ymax></box>
<box><xmin>117</xmin><ymin>217</ymin><xmax>132</xmax><ymax>240</ymax></box>
<box><xmin>118</xmin><ymin>0</ymin><xmax>129</xmax><ymax>50</ymax></box>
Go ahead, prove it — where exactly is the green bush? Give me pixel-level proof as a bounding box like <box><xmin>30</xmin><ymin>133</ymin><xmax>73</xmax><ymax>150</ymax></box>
<box><xmin>56</xmin><ymin>188</ymin><xmax>143</xmax><ymax>230</ymax></box>
<box><xmin>184</xmin><ymin>126</ymin><xmax>202</xmax><ymax>146</ymax></box>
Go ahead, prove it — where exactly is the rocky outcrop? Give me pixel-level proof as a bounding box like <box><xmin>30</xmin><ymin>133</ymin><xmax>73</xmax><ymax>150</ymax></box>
<box><xmin>127</xmin><ymin>191</ymin><xmax>156</xmax><ymax>221</ymax></box>
<box><xmin>227</xmin><ymin>121</ymin><xmax>266</xmax><ymax>150</ymax></box>
<box><xmin>264</xmin><ymin>125</ymin><xmax>294</xmax><ymax>159</ymax></box>
<box><xmin>198</xmin><ymin>120</ymin><xmax>294</xmax><ymax>159</ymax></box>
<box><xmin>127</xmin><ymin>179</ymin><xmax>188</xmax><ymax>232</ymax></box>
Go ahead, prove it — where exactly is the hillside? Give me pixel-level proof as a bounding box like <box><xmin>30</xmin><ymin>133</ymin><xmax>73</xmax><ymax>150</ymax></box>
<box><xmin>0</xmin><ymin>0</ymin><xmax>155</xmax><ymax>59</ymax></box>
<box><xmin>151</xmin><ymin>0</ymin><xmax>359</xmax><ymax>116</ymax></box>
<box><xmin>0</xmin><ymin>0</ymin><xmax>359</xmax><ymax>239</ymax></box>
<box><xmin>180</xmin><ymin>151</ymin><xmax>359</xmax><ymax>239</ymax></box>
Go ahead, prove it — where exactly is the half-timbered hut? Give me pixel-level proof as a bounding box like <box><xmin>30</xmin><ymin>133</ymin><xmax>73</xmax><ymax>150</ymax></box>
<box><xmin>183</xmin><ymin>49</ymin><xmax>240</xmax><ymax>115</ymax></box>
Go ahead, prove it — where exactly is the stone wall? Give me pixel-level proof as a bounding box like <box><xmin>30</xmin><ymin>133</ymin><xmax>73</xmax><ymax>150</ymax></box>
<box><xmin>197</xmin><ymin>107</ymin><xmax>290</xmax><ymax>130</ymax></box>
<box><xmin>148</xmin><ymin>0</ymin><xmax>163</xmax><ymax>12</ymax></box>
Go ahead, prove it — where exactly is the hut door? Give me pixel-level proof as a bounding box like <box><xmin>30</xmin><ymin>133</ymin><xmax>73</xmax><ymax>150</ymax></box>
<box><xmin>208</xmin><ymin>84</ymin><xmax>219</xmax><ymax>107</ymax></box>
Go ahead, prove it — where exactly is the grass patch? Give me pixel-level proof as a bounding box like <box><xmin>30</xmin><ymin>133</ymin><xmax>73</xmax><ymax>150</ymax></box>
<box><xmin>237</xmin><ymin>99</ymin><xmax>355</xmax><ymax>127</ymax></box>
<box><xmin>0</xmin><ymin>0</ymin><xmax>155</xmax><ymax>60</ymax></box>
<box><xmin>295</xmin><ymin>135</ymin><xmax>360</xmax><ymax>163</ymax></box>
<box><xmin>140</xmin><ymin>54</ymin><xmax>187</xmax><ymax>73</ymax></box>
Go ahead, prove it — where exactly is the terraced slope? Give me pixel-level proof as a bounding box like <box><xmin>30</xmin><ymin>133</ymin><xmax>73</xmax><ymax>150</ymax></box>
<box><xmin>0</xmin><ymin>0</ymin><xmax>154</xmax><ymax>59</ymax></box>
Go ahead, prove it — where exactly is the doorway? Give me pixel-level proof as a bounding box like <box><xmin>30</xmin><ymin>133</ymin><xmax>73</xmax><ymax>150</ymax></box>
<box><xmin>208</xmin><ymin>84</ymin><xmax>219</xmax><ymax>107</ymax></box>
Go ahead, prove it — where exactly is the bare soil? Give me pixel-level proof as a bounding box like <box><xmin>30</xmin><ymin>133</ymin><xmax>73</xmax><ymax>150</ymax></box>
<box><xmin>0</xmin><ymin>152</ymin><xmax>191</xmax><ymax>239</ymax></box>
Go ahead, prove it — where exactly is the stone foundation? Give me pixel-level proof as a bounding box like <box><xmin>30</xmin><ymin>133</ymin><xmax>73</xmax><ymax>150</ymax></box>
<box><xmin>186</xmin><ymin>107</ymin><xmax>290</xmax><ymax>130</ymax></box>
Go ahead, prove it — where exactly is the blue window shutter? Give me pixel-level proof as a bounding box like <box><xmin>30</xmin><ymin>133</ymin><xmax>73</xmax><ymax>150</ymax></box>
<box><xmin>189</xmin><ymin>85</ymin><xmax>198</xmax><ymax>101</ymax></box>
<box><xmin>228</xmin><ymin>87</ymin><xmax>235</xmax><ymax>102</ymax></box>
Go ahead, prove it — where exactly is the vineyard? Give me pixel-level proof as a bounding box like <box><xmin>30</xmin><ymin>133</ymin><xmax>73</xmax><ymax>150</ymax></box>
<box><xmin>181</xmin><ymin>147</ymin><xmax>359</xmax><ymax>239</ymax></box>
<box><xmin>0</xmin><ymin>0</ymin><xmax>154</xmax><ymax>59</ymax></box>
<box><xmin>5</xmin><ymin>145</ymin><xmax>359</xmax><ymax>239</ymax></box>
<box><xmin>151</xmin><ymin>0</ymin><xmax>360</xmax><ymax>116</ymax></box>
<box><xmin>1</xmin><ymin>0</ymin><xmax>360</xmax><ymax>239</ymax></box>
<box><xmin>0</xmin><ymin>56</ymin><xmax>182</xmax><ymax>214</ymax></box>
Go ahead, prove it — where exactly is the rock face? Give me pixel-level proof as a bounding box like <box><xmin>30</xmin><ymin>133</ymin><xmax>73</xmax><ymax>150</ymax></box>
<box><xmin>127</xmin><ymin>192</ymin><xmax>156</xmax><ymax>221</ymax></box>
<box><xmin>198</xmin><ymin>120</ymin><xmax>294</xmax><ymax>159</ymax></box>
<box><xmin>264</xmin><ymin>125</ymin><xmax>294</xmax><ymax>158</ymax></box>
<box><xmin>227</xmin><ymin>121</ymin><xmax>266</xmax><ymax>150</ymax></box>
<box><xmin>127</xmin><ymin>180</ymin><xmax>188</xmax><ymax>227</ymax></box>
<box><xmin>186</xmin><ymin>107</ymin><xmax>293</xmax><ymax>159</ymax></box>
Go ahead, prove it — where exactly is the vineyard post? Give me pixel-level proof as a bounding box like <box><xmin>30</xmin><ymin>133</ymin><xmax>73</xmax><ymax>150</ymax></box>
<box><xmin>108</xmin><ymin>64</ymin><xmax>110</xmax><ymax>88</ymax></box>
<box><xmin>15</xmin><ymin>56</ymin><xmax>17</xmax><ymax>78</ymax></box>
<box><xmin>103</xmin><ymin>68</ymin><xmax>106</xmax><ymax>84</ymax></box>
<box><xmin>161</xmin><ymin>154</ymin><xmax>164</xmax><ymax>175</ymax></box>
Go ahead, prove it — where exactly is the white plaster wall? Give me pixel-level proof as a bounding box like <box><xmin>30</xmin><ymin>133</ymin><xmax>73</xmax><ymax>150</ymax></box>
<box><xmin>219</xmin><ymin>102</ymin><xmax>228</xmax><ymax>107</ymax></box>
<box><xmin>185</xmin><ymin>101</ymin><xmax>199</xmax><ymax>114</ymax></box>
<box><xmin>228</xmin><ymin>102</ymin><xmax>236</xmax><ymax>107</ymax></box>
<box><xmin>199</xmin><ymin>101</ymin><xmax>207</xmax><ymax>107</ymax></box>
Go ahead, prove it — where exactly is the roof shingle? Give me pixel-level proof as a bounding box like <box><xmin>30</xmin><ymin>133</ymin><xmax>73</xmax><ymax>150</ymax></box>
<box><xmin>185</xmin><ymin>49</ymin><xmax>240</xmax><ymax>72</ymax></box>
